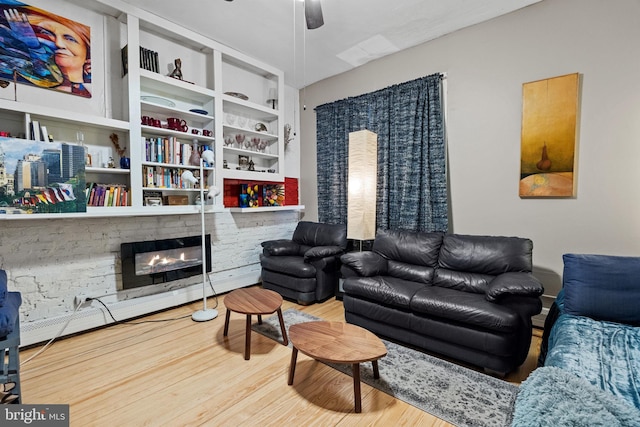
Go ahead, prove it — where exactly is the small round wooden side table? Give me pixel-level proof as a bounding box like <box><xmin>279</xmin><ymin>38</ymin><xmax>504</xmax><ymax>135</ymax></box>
<box><xmin>223</xmin><ymin>288</ymin><xmax>288</xmax><ymax>360</ymax></box>
<box><xmin>287</xmin><ymin>321</ymin><xmax>387</xmax><ymax>413</ymax></box>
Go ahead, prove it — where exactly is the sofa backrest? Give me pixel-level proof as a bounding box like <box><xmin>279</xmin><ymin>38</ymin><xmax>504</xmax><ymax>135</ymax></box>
<box><xmin>435</xmin><ymin>234</ymin><xmax>533</xmax><ymax>293</ymax></box>
<box><xmin>373</xmin><ymin>229</ymin><xmax>443</xmax><ymax>284</ymax></box>
<box><xmin>292</xmin><ymin>221</ymin><xmax>348</xmax><ymax>250</ymax></box>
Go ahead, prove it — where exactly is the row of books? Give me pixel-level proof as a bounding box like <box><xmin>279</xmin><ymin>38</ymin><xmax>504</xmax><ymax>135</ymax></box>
<box><xmin>144</xmin><ymin>166</ymin><xmax>209</xmax><ymax>189</ymax></box>
<box><xmin>121</xmin><ymin>45</ymin><xmax>159</xmax><ymax>76</ymax></box>
<box><xmin>86</xmin><ymin>183</ymin><xmax>129</xmax><ymax>207</ymax></box>
<box><xmin>144</xmin><ymin>137</ymin><xmax>212</xmax><ymax>166</ymax></box>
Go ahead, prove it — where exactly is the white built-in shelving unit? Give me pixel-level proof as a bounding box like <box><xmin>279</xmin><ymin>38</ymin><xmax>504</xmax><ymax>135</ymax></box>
<box><xmin>0</xmin><ymin>0</ymin><xmax>303</xmax><ymax>219</ymax></box>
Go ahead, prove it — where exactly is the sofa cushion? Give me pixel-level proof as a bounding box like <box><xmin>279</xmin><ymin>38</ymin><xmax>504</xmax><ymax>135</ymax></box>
<box><xmin>259</xmin><ymin>255</ymin><xmax>316</xmax><ymax>278</ymax></box>
<box><xmin>433</xmin><ymin>268</ymin><xmax>494</xmax><ymax>294</ymax></box>
<box><xmin>341</xmin><ymin>251</ymin><xmax>388</xmax><ymax>276</ymax></box>
<box><xmin>373</xmin><ymin>229</ymin><xmax>443</xmax><ymax>268</ymax></box>
<box><xmin>261</xmin><ymin>240</ymin><xmax>302</xmax><ymax>257</ymax></box>
<box><xmin>387</xmin><ymin>260</ymin><xmax>435</xmax><ymax>285</ymax></box>
<box><xmin>563</xmin><ymin>253</ymin><xmax>640</xmax><ymax>325</ymax></box>
<box><xmin>438</xmin><ymin>234</ymin><xmax>533</xmax><ymax>275</ymax></box>
<box><xmin>410</xmin><ymin>286</ymin><xmax>520</xmax><ymax>333</ymax></box>
<box><xmin>343</xmin><ymin>276</ymin><xmax>426</xmax><ymax>310</ymax></box>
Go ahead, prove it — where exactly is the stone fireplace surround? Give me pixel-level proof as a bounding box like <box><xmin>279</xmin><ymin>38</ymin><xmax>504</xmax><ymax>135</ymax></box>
<box><xmin>2</xmin><ymin>210</ymin><xmax>299</xmax><ymax>346</ymax></box>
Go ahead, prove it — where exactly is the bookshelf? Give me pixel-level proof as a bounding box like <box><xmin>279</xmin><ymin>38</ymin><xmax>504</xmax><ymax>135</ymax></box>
<box><xmin>0</xmin><ymin>0</ymin><xmax>287</xmax><ymax>218</ymax></box>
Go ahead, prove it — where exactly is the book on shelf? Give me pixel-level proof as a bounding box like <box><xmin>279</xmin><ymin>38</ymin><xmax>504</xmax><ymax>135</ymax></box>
<box><xmin>30</xmin><ymin>120</ymin><xmax>41</xmax><ymax>141</ymax></box>
<box><xmin>85</xmin><ymin>183</ymin><xmax>129</xmax><ymax>207</ymax></box>
<box><xmin>139</xmin><ymin>46</ymin><xmax>159</xmax><ymax>73</ymax></box>
<box><xmin>121</xmin><ymin>44</ymin><xmax>128</xmax><ymax>76</ymax></box>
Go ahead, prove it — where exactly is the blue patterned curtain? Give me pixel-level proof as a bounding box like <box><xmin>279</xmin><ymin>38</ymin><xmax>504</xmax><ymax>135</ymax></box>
<box><xmin>315</xmin><ymin>73</ymin><xmax>447</xmax><ymax>232</ymax></box>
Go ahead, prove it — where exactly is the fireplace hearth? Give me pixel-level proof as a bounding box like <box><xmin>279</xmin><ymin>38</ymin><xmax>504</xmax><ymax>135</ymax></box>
<box><xmin>121</xmin><ymin>235</ymin><xmax>211</xmax><ymax>290</ymax></box>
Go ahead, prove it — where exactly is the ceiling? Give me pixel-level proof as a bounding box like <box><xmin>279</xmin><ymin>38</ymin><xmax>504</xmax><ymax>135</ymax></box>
<box><xmin>121</xmin><ymin>0</ymin><xmax>541</xmax><ymax>89</ymax></box>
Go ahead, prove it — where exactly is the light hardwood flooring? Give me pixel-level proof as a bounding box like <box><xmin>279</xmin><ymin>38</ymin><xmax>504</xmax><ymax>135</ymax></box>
<box><xmin>19</xmin><ymin>287</ymin><xmax>542</xmax><ymax>426</ymax></box>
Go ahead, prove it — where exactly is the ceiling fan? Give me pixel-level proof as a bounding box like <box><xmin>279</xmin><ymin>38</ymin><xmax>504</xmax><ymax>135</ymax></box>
<box><xmin>225</xmin><ymin>0</ymin><xmax>324</xmax><ymax>30</ymax></box>
<box><xmin>304</xmin><ymin>0</ymin><xmax>324</xmax><ymax>30</ymax></box>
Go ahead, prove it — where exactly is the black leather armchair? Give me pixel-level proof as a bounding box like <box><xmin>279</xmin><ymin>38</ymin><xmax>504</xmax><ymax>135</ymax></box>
<box><xmin>260</xmin><ymin>221</ymin><xmax>347</xmax><ymax>304</ymax></box>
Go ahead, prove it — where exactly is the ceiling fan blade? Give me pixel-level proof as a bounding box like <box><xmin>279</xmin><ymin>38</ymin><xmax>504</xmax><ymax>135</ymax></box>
<box><xmin>305</xmin><ymin>0</ymin><xmax>324</xmax><ymax>29</ymax></box>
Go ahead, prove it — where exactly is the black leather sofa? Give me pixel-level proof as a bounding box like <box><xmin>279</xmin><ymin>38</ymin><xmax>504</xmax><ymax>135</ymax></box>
<box><xmin>340</xmin><ymin>229</ymin><xmax>544</xmax><ymax>374</ymax></box>
<box><xmin>260</xmin><ymin>221</ymin><xmax>348</xmax><ymax>304</ymax></box>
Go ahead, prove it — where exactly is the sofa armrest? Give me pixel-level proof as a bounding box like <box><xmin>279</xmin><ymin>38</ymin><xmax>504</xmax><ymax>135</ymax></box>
<box><xmin>340</xmin><ymin>252</ymin><xmax>388</xmax><ymax>277</ymax></box>
<box><xmin>486</xmin><ymin>272</ymin><xmax>544</xmax><ymax>302</ymax></box>
<box><xmin>303</xmin><ymin>245</ymin><xmax>344</xmax><ymax>261</ymax></box>
<box><xmin>261</xmin><ymin>239</ymin><xmax>302</xmax><ymax>256</ymax></box>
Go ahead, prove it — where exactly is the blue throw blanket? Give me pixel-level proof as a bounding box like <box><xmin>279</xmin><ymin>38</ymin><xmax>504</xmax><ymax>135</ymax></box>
<box><xmin>545</xmin><ymin>313</ymin><xmax>640</xmax><ymax>409</ymax></box>
<box><xmin>512</xmin><ymin>366</ymin><xmax>640</xmax><ymax>427</ymax></box>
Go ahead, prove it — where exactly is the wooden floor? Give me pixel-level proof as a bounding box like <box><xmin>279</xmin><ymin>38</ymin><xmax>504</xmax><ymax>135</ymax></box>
<box><xmin>19</xmin><ymin>287</ymin><xmax>541</xmax><ymax>426</ymax></box>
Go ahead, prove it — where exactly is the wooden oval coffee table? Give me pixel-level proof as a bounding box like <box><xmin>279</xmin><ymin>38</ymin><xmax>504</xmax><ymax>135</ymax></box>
<box><xmin>223</xmin><ymin>288</ymin><xmax>288</xmax><ymax>360</ymax></box>
<box><xmin>287</xmin><ymin>321</ymin><xmax>387</xmax><ymax>413</ymax></box>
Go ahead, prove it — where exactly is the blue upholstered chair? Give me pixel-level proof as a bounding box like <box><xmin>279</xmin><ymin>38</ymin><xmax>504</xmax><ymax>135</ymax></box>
<box><xmin>0</xmin><ymin>269</ymin><xmax>22</xmax><ymax>403</ymax></box>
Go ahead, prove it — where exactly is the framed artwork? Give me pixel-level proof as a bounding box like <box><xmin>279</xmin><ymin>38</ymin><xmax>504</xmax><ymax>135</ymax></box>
<box><xmin>0</xmin><ymin>138</ymin><xmax>86</xmax><ymax>214</ymax></box>
<box><xmin>263</xmin><ymin>184</ymin><xmax>284</xmax><ymax>206</ymax></box>
<box><xmin>0</xmin><ymin>1</ymin><xmax>92</xmax><ymax>97</ymax></box>
<box><xmin>520</xmin><ymin>73</ymin><xmax>580</xmax><ymax>197</ymax></box>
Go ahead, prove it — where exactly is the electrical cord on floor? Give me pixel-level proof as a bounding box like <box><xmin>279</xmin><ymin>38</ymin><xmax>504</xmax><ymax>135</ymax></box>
<box><xmin>92</xmin><ymin>273</ymin><xmax>220</xmax><ymax>325</ymax></box>
<box><xmin>21</xmin><ymin>275</ymin><xmax>221</xmax><ymax>364</ymax></box>
<box><xmin>21</xmin><ymin>302</ymin><xmax>84</xmax><ymax>366</ymax></box>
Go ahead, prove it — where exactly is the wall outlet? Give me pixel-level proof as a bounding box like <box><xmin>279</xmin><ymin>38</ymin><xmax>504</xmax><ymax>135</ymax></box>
<box><xmin>74</xmin><ymin>295</ymin><xmax>92</xmax><ymax>309</ymax></box>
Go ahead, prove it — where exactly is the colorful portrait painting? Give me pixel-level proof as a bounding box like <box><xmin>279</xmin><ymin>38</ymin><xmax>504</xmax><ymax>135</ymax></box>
<box><xmin>520</xmin><ymin>73</ymin><xmax>579</xmax><ymax>197</ymax></box>
<box><xmin>0</xmin><ymin>0</ymin><xmax>91</xmax><ymax>98</ymax></box>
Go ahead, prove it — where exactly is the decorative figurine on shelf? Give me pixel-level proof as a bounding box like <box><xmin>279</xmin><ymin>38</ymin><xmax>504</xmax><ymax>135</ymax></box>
<box><xmin>168</xmin><ymin>58</ymin><xmax>183</xmax><ymax>80</ymax></box>
<box><xmin>248</xmin><ymin>158</ymin><xmax>255</xmax><ymax>171</ymax></box>
<box><xmin>110</xmin><ymin>133</ymin><xmax>129</xmax><ymax>169</ymax></box>
<box><xmin>107</xmin><ymin>157</ymin><xmax>115</xmax><ymax>168</ymax></box>
<box><xmin>189</xmin><ymin>142</ymin><xmax>201</xmax><ymax>166</ymax></box>
<box><xmin>284</xmin><ymin>123</ymin><xmax>294</xmax><ymax>146</ymax></box>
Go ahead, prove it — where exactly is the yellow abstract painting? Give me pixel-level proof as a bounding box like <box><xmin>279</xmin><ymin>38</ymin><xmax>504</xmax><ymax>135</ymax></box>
<box><xmin>520</xmin><ymin>73</ymin><xmax>579</xmax><ymax>197</ymax></box>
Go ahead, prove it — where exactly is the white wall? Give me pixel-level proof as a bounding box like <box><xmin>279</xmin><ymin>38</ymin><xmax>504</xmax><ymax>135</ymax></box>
<box><xmin>299</xmin><ymin>0</ymin><xmax>640</xmax><ymax>297</ymax></box>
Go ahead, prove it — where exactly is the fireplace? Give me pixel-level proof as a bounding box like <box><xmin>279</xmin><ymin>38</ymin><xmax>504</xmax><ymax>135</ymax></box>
<box><xmin>120</xmin><ymin>235</ymin><xmax>211</xmax><ymax>290</ymax></box>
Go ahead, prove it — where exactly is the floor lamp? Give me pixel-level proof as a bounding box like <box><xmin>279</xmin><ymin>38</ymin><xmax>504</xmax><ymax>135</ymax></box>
<box><xmin>347</xmin><ymin>130</ymin><xmax>378</xmax><ymax>250</ymax></box>
<box><xmin>181</xmin><ymin>149</ymin><xmax>220</xmax><ymax>322</ymax></box>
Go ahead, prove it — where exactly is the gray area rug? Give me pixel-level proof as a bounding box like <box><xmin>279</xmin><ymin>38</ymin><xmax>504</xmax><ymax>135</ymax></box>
<box><xmin>252</xmin><ymin>308</ymin><xmax>517</xmax><ymax>427</ymax></box>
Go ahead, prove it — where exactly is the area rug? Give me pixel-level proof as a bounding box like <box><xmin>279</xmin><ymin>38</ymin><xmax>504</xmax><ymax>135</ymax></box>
<box><xmin>252</xmin><ymin>308</ymin><xmax>518</xmax><ymax>427</ymax></box>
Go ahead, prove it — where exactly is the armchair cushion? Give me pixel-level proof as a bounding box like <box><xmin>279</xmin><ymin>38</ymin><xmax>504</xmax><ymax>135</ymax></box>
<box><xmin>304</xmin><ymin>245</ymin><xmax>344</xmax><ymax>261</ymax></box>
<box><xmin>486</xmin><ymin>272</ymin><xmax>544</xmax><ymax>302</ymax></box>
<box><xmin>341</xmin><ymin>251</ymin><xmax>388</xmax><ymax>276</ymax></box>
<box><xmin>261</xmin><ymin>240</ymin><xmax>302</xmax><ymax>257</ymax></box>
<box><xmin>260</xmin><ymin>255</ymin><xmax>316</xmax><ymax>278</ymax></box>
<box><xmin>292</xmin><ymin>221</ymin><xmax>348</xmax><ymax>249</ymax></box>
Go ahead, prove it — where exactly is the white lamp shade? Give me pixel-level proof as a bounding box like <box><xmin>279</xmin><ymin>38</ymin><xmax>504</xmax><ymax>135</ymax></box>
<box><xmin>347</xmin><ymin>130</ymin><xmax>377</xmax><ymax>240</ymax></box>
<box><xmin>206</xmin><ymin>185</ymin><xmax>220</xmax><ymax>201</ymax></box>
<box><xmin>181</xmin><ymin>170</ymin><xmax>198</xmax><ymax>185</ymax></box>
<box><xmin>201</xmin><ymin>149</ymin><xmax>214</xmax><ymax>165</ymax></box>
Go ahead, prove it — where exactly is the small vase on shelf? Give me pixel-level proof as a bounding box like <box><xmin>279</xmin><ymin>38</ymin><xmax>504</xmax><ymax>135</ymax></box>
<box><xmin>120</xmin><ymin>156</ymin><xmax>130</xmax><ymax>169</ymax></box>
